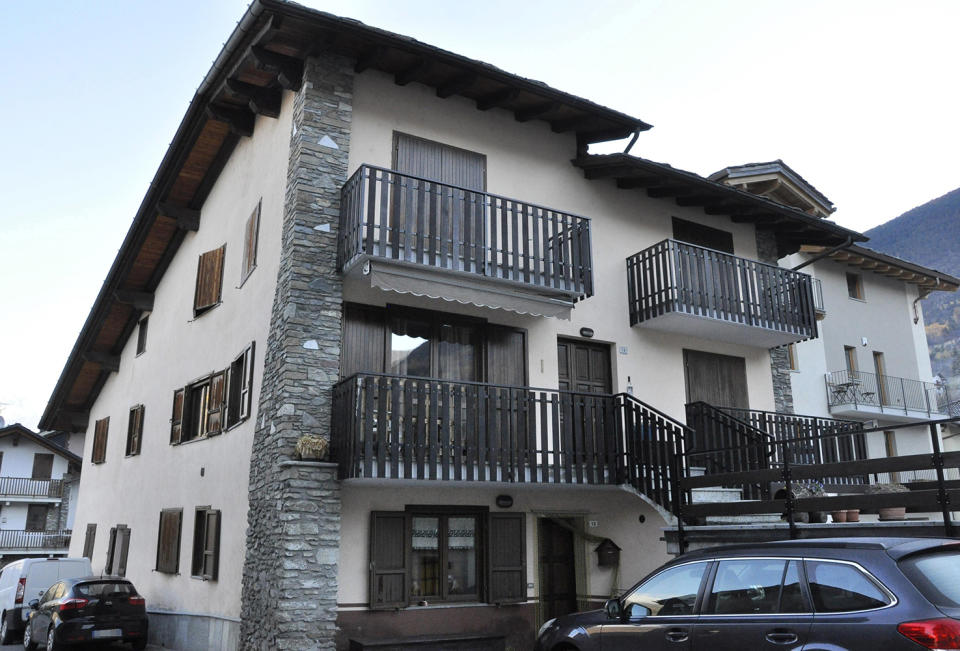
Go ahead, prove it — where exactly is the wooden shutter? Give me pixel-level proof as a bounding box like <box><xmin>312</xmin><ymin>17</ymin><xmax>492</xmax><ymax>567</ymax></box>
<box><xmin>116</xmin><ymin>526</ymin><xmax>131</xmax><ymax>577</ymax></box>
<box><xmin>170</xmin><ymin>388</ymin><xmax>185</xmax><ymax>444</ymax></box>
<box><xmin>82</xmin><ymin>524</ymin><xmax>96</xmax><ymax>560</ymax></box>
<box><xmin>486</xmin><ymin>325</ymin><xmax>526</xmax><ymax>386</ymax></box>
<box><xmin>683</xmin><ymin>349</ymin><xmax>748</xmax><ymax>409</ymax></box>
<box><xmin>240</xmin><ymin>343</ymin><xmax>255</xmax><ymax>420</ymax></box>
<box><xmin>207</xmin><ymin>371</ymin><xmax>227</xmax><ymax>436</ymax></box>
<box><xmin>105</xmin><ymin>526</ymin><xmax>117</xmax><ymax>574</ymax></box>
<box><xmin>156</xmin><ymin>510</ymin><xmax>182</xmax><ymax>574</ymax></box>
<box><xmin>31</xmin><ymin>454</ymin><xmax>54</xmax><ymax>480</ymax></box>
<box><xmin>203</xmin><ymin>510</ymin><xmax>221</xmax><ymax>580</ymax></box>
<box><xmin>342</xmin><ymin>304</ymin><xmax>386</xmax><ymax>378</ymax></box>
<box><xmin>194</xmin><ymin>245</ymin><xmax>225</xmax><ymax>313</ymax></box>
<box><xmin>672</xmin><ymin>217</ymin><xmax>734</xmax><ymax>254</ymax></box>
<box><xmin>126</xmin><ymin>405</ymin><xmax>144</xmax><ymax>455</ymax></box>
<box><xmin>394</xmin><ymin>132</ymin><xmax>486</xmax><ymax>191</ymax></box>
<box><xmin>92</xmin><ymin>417</ymin><xmax>109</xmax><ymax>463</ymax></box>
<box><xmin>487</xmin><ymin>513</ymin><xmax>526</xmax><ymax>604</ymax></box>
<box><xmin>242</xmin><ymin>202</ymin><xmax>260</xmax><ymax>279</ymax></box>
<box><xmin>369</xmin><ymin>512</ymin><xmax>408</xmax><ymax>609</ymax></box>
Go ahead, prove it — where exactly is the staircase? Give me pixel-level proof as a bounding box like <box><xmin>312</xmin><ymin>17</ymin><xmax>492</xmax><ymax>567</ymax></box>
<box><xmin>688</xmin><ymin>466</ymin><xmax>782</xmax><ymax>525</ymax></box>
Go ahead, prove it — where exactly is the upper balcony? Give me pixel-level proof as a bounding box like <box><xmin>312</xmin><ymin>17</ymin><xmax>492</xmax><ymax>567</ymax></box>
<box><xmin>826</xmin><ymin>370</ymin><xmax>954</xmax><ymax>423</ymax></box>
<box><xmin>626</xmin><ymin>239</ymin><xmax>818</xmax><ymax>347</ymax></box>
<box><xmin>338</xmin><ymin>165</ymin><xmax>593</xmax><ymax>318</ymax></box>
<box><xmin>0</xmin><ymin>477</ymin><xmax>63</xmax><ymax>503</ymax></box>
<box><xmin>0</xmin><ymin>529</ymin><xmax>70</xmax><ymax>553</ymax></box>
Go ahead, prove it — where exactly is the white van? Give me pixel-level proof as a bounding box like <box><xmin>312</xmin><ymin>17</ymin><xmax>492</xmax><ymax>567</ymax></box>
<box><xmin>0</xmin><ymin>557</ymin><xmax>92</xmax><ymax>642</ymax></box>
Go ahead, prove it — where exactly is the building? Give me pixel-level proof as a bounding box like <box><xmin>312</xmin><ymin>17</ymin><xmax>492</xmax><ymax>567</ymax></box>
<box><xmin>0</xmin><ymin>424</ymin><xmax>81</xmax><ymax>565</ymax></box>
<box><xmin>37</xmin><ymin>2</ymin><xmax>951</xmax><ymax>649</ymax></box>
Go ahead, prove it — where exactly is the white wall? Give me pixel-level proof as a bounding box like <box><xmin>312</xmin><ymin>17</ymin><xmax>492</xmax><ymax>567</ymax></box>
<box><xmin>69</xmin><ymin>92</ymin><xmax>294</xmax><ymax>619</ymax></box>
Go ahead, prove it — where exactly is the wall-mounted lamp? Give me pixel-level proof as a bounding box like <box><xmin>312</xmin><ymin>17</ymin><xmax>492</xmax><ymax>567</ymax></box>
<box><xmin>495</xmin><ymin>495</ymin><xmax>513</xmax><ymax>508</ymax></box>
<box><xmin>580</xmin><ymin>327</ymin><xmax>594</xmax><ymax>338</ymax></box>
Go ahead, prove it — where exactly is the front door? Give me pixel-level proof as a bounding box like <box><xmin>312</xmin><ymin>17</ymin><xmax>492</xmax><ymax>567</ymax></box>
<box><xmin>683</xmin><ymin>349</ymin><xmax>748</xmax><ymax>408</ymax></box>
<box><xmin>557</xmin><ymin>339</ymin><xmax>612</xmax><ymax>394</ymax></box>
<box><xmin>539</xmin><ymin>518</ymin><xmax>578</xmax><ymax>621</ymax></box>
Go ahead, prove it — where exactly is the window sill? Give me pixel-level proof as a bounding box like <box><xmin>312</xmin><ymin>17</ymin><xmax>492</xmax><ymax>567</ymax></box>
<box><xmin>403</xmin><ymin>601</ymin><xmax>494</xmax><ymax>610</ymax></box>
<box><xmin>238</xmin><ymin>266</ymin><xmax>257</xmax><ymax>289</ymax></box>
<box><xmin>124</xmin><ymin>453</ymin><xmax>141</xmax><ymax>458</ymax></box>
<box><xmin>847</xmin><ymin>297</ymin><xmax>867</xmax><ymax>303</ymax></box>
<box><xmin>192</xmin><ymin>302</ymin><xmax>222</xmax><ymax>320</ymax></box>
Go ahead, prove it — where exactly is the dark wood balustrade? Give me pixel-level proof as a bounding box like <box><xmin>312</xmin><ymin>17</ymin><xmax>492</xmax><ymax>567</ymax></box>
<box><xmin>331</xmin><ymin>373</ymin><xmax>688</xmax><ymax>514</ymax></box>
<box><xmin>627</xmin><ymin>239</ymin><xmax>817</xmax><ymax>340</ymax></box>
<box><xmin>338</xmin><ymin>165</ymin><xmax>594</xmax><ymax>299</ymax></box>
<box><xmin>0</xmin><ymin>529</ymin><xmax>70</xmax><ymax>550</ymax></box>
<box><xmin>0</xmin><ymin>477</ymin><xmax>63</xmax><ymax>498</ymax></box>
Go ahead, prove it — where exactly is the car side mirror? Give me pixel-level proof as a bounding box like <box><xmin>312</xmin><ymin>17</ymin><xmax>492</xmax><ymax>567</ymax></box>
<box><xmin>604</xmin><ymin>598</ymin><xmax>622</xmax><ymax>620</ymax></box>
<box><xmin>28</xmin><ymin>599</ymin><xmax>39</xmax><ymax>610</ymax></box>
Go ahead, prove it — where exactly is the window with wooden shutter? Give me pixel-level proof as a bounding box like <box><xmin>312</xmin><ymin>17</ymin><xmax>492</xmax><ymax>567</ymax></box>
<box><xmin>194</xmin><ymin>245</ymin><xmax>225</xmax><ymax>315</ymax></box>
<box><xmin>126</xmin><ymin>405</ymin><xmax>144</xmax><ymax>456</ymax></box>
<box><xmin>25</xmin><ymin>505</ymin><xmax>49</xmax><ymax>532</ymax></box>
<box><xmin>241</xmin><ymin>201</ymin><xmax>260</xmax><ymax>282</ymax></box>
<box><xmin>104</xmin><ymin>524</ymin><xmax>130</xmax><ymax>576</ymax></box>
<box><xmin>82</xmin><ymin>523</ymin><xmax>96</xmax><ymax>560</ymax></box>
<box><xmin>369</xmin><ymin>512</ymin><xmax>408</xmax><ymax>609</ymax></box>
<box><xmin>31</xmin><ymin>453</ymin><xmax>54</xmax><ymax>480</ymax></box>
<box><xmin>105</xmin><ymin>526</ymin><xmax>117</xmax><ymax>573</ymax></box>
<box><xmin>92</xmin><ymin>417</ymin><xmax>109</xmax><ymax>464</ymax></box>
<box><xmin>192</xmin><ymin>508</ymin><xmax>220</xmax><ymax>580</ymax></box>
<box><xmin>487</xmin><ymin>513</ymin><xmax>526</xmax><ymax>604</ymax></box>
<box><xmin>136</xmin><ymin>315</ymin><xmax>149</xmax><ymax>355</ymax></box>
<box><xmin>226</xmin><ymin>342</ymin><xmax>255</xmax><ymax>429</ymax></box>
<box><xmin>206</xmin><ymin>371</ymin><xmax>226</xmax><ymax>436</ymax></box>
<box><xmin>170</xmin><ymin>389</ymin><xmax>184</xmax><ymax>445</ymax></box>
<box><xmin>156</xmin><ymin>509</ymin><xmax>182</xmax><ymax>574</ymax></box>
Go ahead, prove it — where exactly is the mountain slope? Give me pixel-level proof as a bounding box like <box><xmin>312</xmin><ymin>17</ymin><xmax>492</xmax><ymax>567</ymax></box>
<box><xmin>864</xmin><ymin>186</ymin><xmax>960</xmax><ymax>378</ymax></box>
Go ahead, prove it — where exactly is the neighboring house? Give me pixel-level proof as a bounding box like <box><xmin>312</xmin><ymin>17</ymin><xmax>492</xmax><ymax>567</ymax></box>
<box><xmin>37</xmin><ymin>3</ymin><xmax>949</xmax><ymax>650</ymax></box>
<box><xmin>0</xmin><ymin>425</ymin><xmax>81</xmax><ymax>565</ymax></box>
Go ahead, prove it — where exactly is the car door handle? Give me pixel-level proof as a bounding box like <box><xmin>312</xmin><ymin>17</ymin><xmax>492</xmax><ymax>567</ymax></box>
<box><xmin>765</xmin><ymin>630</ymin><xmax>799</xmax><ymax>645</ymax></box>
<box><xmin>665</xmin><ymin>628</ymin><xmax>689</xmax><ymax>642</ymax></box>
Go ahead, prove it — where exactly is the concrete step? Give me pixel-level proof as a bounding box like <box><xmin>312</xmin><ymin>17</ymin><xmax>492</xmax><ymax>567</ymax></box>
<box><xmin>691</xmin><ymin>486</ymin><xmax>743</xmax><ymax>503</ymax></box>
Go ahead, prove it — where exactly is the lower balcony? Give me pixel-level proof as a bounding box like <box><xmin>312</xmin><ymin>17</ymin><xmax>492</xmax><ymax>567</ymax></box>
<box><xmin>0</xmin><ymin>477</ymin><xmax>64</xmax><ymax>502</ymax></box>
<box><xmin>826</xmin><ymin>370</ymin><xmax>952</xmax><ymax>422</ymax></box>
<box><xmin>627</xmin><ymin>239</ymin><xmax>818</xmax><ymax>347</ymax></box>
<box><xmin>331</xmin><ymin>373</ymin><xmax>688</xmax><ymax>514</ymax></box>
<box><xmin>0</xmin><ymin>529</ymin><xmax>70</xmax><ymax>553</ymax></box>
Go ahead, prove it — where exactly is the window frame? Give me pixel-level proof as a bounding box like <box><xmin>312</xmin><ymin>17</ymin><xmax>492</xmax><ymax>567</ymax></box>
<box><xmin>191</xmin><ymin>507</ymin><xmax>221</xmax><ymax>581</ymax></box>
<box><xmin>240</xmin><ymin>200</ymin><xmax>261</xmax><ymax>285</ymax></box>
<box><xmin>105</xmin><ymin>524</ymin><xmax>131</xmax><ymax>577</ymax></box>
<box><xmin>126</xmin><ymin>405</ymin><xmax>145</xmax><ymax>457</ymax></box>
<box><xmin>226</xmin><ymin>342</ymin><xmax>256</xmax><ymax>430</ymax></box>
<box><xmin>156</xmin><ymin>508</ymin><xmax>183</xmax><ymax>575</ymax></box>
<box><xmin>846</xmin><ymin>272</ymin><xmax>865</xmax><ymax>300</ymax></box>
<box><xmin>82</xmin><ymin>523</ymin><xmax>96</xmax><ymax>560</ymax></box>
<box><xmin>136</xmin><ymin>314</ymin><xmax>149</xmax><ymax>356</ymax></box>
<box><xmin>701</xmin><ymin>558</ymin><xmax>810</xmax><ymax>616</ymax></box>
<box><xmin>92</xmin><ymin>417</ymin><xmax>109</xmax><ymax>464</ymax></box>
<box><xmin>193</xmin><ymin>244</ymin><xmax>226</xmax><ymax>317</ymax></box>
<box><xmin>803</xmin><ymin>558</ymin><xmax>896</xmax><ymax>614</ymax></box>
<box><xmin>405</xmin><ymin>507</ymin><xmax>483</xmax><ymax>604</ymax></box>
<box><xmin>786</xmin><ymin>344</ymin><xmax>799</xmax><ymax>372</ymax></box>
<box><xmin>620</xmin><ymin>559</ymin><xmax>712</xmax><ymax>619</ymax></box>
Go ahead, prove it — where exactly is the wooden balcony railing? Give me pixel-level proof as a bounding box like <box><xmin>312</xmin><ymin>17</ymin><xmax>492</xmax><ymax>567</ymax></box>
<box><xmin>331</xmin><ymin>373</ymin><xmax>688</xmax><ymax>515</ymax></box>
<box><xmin>0</xmin><ymin>477</ymin><xmax>63</xmax><ymax>498</ymax></box>
<box><xmin>826</xmin><ymin>370</ymin><xmax>951</xmax><ymax>417</ymax></box>
<box><xmin>338</xmin><ymin>165</ymin><xmax>594</xmax><ymax>299</ymax></box>
<box><xmin>626</xmin><ymin>239</ymin><xmax>818</xmax><ymax>339</ymax></box>
<box><xmin>0</xmin><ymin>529</ymin><xmax>70</xmax><ymax>550</ymax></box>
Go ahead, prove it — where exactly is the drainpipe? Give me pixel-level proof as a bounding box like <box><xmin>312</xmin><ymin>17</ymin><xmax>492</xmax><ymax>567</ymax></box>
<box><xmin>622</xmin><ymin>130</ymin><xmax>640</xmax><ymax>155</ymax></box>
<box><xmin>914</xmin><ymin>279</ymin><xmax>941</xmax><ymax>323</ymax></box>
<box><xmin>791</xmin><ymin>236</ymin><xmax>854</xmax><ymax>272</ymax></box>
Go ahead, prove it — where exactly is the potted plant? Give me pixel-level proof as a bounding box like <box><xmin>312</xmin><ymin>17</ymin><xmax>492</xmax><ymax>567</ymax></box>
<box><xmin>295</xmin><ymin>434</ymin><xmax>329</xmax><ymax>461</ymax></box>
<box><xmin>830</xmin><ymin>510</ymin><xmax>847</xmax><ymax>523</ymax></box>
<box><xmin>846</xmin><ymin>509</ymin><xmax>861</xmax><ymax>522</ymax></box>
<box><xmin>775</xmin><ymin>481</ymin><xmax>827</xmax><ymax>523</ymax></box>
<box><xmin>865</xmin><ymin>483</ymin><xmax>909</xmax><ymax>520</ymax></box>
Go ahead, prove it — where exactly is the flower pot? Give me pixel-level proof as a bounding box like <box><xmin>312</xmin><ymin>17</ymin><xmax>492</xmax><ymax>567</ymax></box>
<box><xmin>831</xmin><ymin>510</ymin><xmax>847</xmax><ymax>523</ymax></box>
<box><xmin>878</xmin><ymin>506</ymin><xmax>906</xmax><ymax>521</ymax></box>
<box><xmin>845</xmin><ymin>509</ymin><xmax>860</xmax><ymax>522</ymax></box>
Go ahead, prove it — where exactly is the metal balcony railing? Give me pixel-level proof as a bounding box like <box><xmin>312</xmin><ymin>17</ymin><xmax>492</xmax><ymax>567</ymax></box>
<box><xmin>825</xmin><ymin>370</ymin><xmax>952</xmax><ymax>417</ymax></box>
<box><xmin>0</xmin><ymin>530</ymin><xmax>70</xmax><ymax>550</ymax></box>
<box><xmin>0</xmin><ymin>477</ymin><xmax>63</xmax><ymax>498</ymax></box>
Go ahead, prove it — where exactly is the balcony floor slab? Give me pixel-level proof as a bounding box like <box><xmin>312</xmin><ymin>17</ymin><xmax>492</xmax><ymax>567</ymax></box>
<box><xmin>828</xmin><ymin>402</ymin><xmax>948</xmax><ymax>423</ymax></box>
<box><xmin>636</xmin><ymin>309</ymin><xmax>810</xmax><ymax>347</ymax></box>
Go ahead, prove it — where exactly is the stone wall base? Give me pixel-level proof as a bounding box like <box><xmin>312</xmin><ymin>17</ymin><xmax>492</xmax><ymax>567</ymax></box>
<box><xmin>148</xmin><ymin>610</ymin><xmax>240</xmax><ymax>651</ymax></box>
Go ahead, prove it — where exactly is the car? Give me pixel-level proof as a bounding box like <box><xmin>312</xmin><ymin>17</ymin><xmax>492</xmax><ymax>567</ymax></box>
<box><xmin>0</xmin><ymin>557</ymin><xmax>92</xmax><ymax>643</ymax></box>
<box><xmin>23</xmin><ymin>576</ymin><xmax>148</xmax><ymax>650</ymax></box>
<box><xmin>535</xmin><ymin>537</ymin><xmax>960</xmax><ymax>651</ymax></box>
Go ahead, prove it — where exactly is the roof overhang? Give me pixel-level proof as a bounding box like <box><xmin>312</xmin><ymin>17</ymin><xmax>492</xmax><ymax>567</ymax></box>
<box><xmin>801</xmin><ymin>244</ymin><xmax>960</xmax><ymax>297</ymax></box>
<box><xmin>0</xmin><ymin>425</ymin><xmax>82</xmax><ymax>467</ymax></box>
<box><xmin>40</xmin><ymin>1</ymin><xmax>652</xmax><ymax>431</ymax></box>
<box><xmin>710</xmin><ymin>160</ymin><xmax>835</xmax><ymax>216</ymax></box>
<box><xmin>574</xmin><ymin>153</ymin><xmax>865</xmax><ymax>257</ymax></box>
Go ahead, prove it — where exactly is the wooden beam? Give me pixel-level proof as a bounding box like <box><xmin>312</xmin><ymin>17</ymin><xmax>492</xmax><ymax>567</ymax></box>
<box><xmin>675</xmin><ymin>195</ymin><xmax>708</xmax><ymax>208</ymax></box>
<box><xmin>616</xmin><ymin>177</ymin><xmax>662</xmax><ymax>189</ymax></box>
<box><xmin>225</xmin><ymin>79</ymin><xmax>282</xmax><ymax>118</ymax></box>
<box><xmin>205</xmin><ymin>105</ymin><xmax>255</xmax><ymax>138</ymax></box>
<box><xmin>394</xmin><ymin>58</ymin><xmax>430</xmax><ymax>86</ymax></box>
<box><xmin>82</xmin><ymin>352</ymin><xmax>120</xmax><ymax>373</ymax></box>
<box><xmin>61</xmin><ymin>411</ymin><xmax>90</xmax><ymax>429</ymax></box>
<box><xmin>731</xmin><ymin>213</ymin><xmax>762</xmax><ymax>223</ymax></box>
<box><xmin>704</xmin><ymin>203</ymin><xmax>742</xmax><ymax>216</ymax></box>
<box><xmin>647</xmin><ymin>186</ymin><xmax>678</xmax><ymax>199</ymax></box>
<box><xmin>158</xmin><ymin>202</ymin><xmax>200</xmax><ymax>232</ymax></box>
<box><xmin>476</xmin><ymin>88</ymin><xmax>518</xmax><ymax>111</ymax></box>
<box><xmin>251</xmin><ymin>46</ymin><xmax>304</xmax><ymax>91</ymax></box>
<box><xmin>436</xmin><ymin>73</ymin><xmax>476</xmax><ymax>98</ymax></box>
<box><xmin>354</xmin><ymin>46</ymin><xmax>384</xmax><ymax>73</ymax></box>
<box><xmin>550</xmin><ymin>114</ymin><xmax>592</xmax><ymax>133</ymax></box>
<box><xmin>577</xmin><ymin>126</ymin><xmax>636</xmax><ymax>144</ymax></box>
<box><xmin>582</xmin><ymin>165</ymin><xmax>635</xmax><ymax>180</ymax></box>
<box><xmin>515</xmin><ymin>101</ymin><xmax>557</xmax><ymax>122</ymax></box>
<box><xmin>113</xmin><ymin>290</ymin><xmax>154</xmax><ymax>312</ymax></box>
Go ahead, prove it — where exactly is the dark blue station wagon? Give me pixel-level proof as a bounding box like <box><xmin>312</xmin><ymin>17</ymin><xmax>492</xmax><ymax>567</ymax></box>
<box><xmin>535</xmin><ymin>538</ymin><xmax>960</xmax><ymax>651</ymax></box>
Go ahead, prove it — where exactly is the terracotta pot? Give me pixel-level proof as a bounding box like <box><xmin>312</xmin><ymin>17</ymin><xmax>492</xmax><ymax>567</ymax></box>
<box><xmin>831</xmin><ymin>510</ymin><xmax>847</xmax><ymax>523</ymax></box>
<box><xmin>846</xmin><ymin>509</ymin><xmax>860</xmax><ymax>522</ymax></box>
<box><xmin>878</xmin><ymin>506</ymin><xmax>906</xmax><ymax>521</ymax></box>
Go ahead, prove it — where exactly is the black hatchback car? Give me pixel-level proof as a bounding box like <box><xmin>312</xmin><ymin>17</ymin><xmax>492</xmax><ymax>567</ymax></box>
<box><xmin>536</xmin><ymin>537</ymin><xmax>960</xmax><ymax>651</ymax></box>
<box><xmin>23</xmin><ymin>576</ymin><xmax>148</xmax><ymax>650</ymax></box>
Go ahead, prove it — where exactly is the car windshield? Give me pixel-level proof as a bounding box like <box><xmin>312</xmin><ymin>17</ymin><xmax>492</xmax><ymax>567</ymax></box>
<box><xmin>74</xmin><ymin>582</ymin><xmax>135</xmax><ymax>598</ymax></box>
<box><xmin>900</xmin><ymin>551</ymin><xmax>960</xmax><ymax>608</ymax></box>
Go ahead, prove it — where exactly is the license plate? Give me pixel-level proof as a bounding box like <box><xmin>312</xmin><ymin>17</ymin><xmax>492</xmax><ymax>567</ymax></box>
<box><xmin>92</xmin><ymin>629</ymin><xmax>122</xmax><ymax>639</ymax></box>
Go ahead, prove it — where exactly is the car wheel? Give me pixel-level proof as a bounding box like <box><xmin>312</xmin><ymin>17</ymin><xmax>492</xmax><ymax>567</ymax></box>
<box><xmin>0</xmin><ymin>612</ymin><xmax>11</xmax><ymax>644</ymax></box>
<box><xmin>46</xmin><ymin>627</ymin><xmax>59</xmax><ymax>651</ymax></box>
<box><xmin>22</xmin><ymin>621</ymin><xmax>35</xmax><ymax>650</ymax></box>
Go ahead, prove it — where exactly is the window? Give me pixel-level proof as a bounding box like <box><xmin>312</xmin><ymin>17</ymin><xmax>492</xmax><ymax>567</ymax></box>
<box><xmin>192</xmin><ymin>508</ymin><xmax>220</xmax><ymax>580</ymax></box>
<box><xmin>706</xmin><ymin>559</ymin><xmax>808</xmax><ymax>615</ymax></box>
<box><xmin>92</xmin><ymin>417</ymin><xmax>109</xmax><ymax>464</ymax></box>
<box><xmin>873</xmin><ymin>351</ymin><xmax>888</xmax><ymax>404</ymax></box>
<box><xmin>394</xmin><ymin>132</ymin><xmax>486</xmax><ymax>190</ymax></box>
<box><xmin>136</xmin><ymin>315</ymin><xmax>149</xmax><ymax>355</ymax></box>
<box><xmin>226</xmin><ymin>342</ymin><xmax>256</xmax><ymax>429</ymax></box>
<box><xmin>622</xmin><ymin>561</ymin><xmax>708</xmax><ymax>619</ymax></box>
<box><xmin>672</xmin><ymin>217</ymin><xmax>735</xmax><ymax>254</ymax></box>
<box><xmin>82</xmin><ymin>524</ymin><xmax>96</xmax><ymax>560</ymax></box>
<box><xmin>25</xmin><ymin>505</ymin><xmax>49</xmax><ymax>532</ymax></box>
<box><xmin>844</xmin><ymin>346</ymin><xmax>858</xmax><ymax>374</ymax></box>
<box><xmin>31</xmin><ymin>453</ymin><xmax>53</xmax><ymax>480</ymax></box>
<box><xmin>194</xmin><ymin>245</ymin><xmax>225</xmax><ymax>315</ymax></box>
<box><xmin>786</xmin><ymin>344</ymin><xmax>799</xmax><ymax>371</ymax></box>
<box><xmin>126</xmin><ymin>405</ymin><xmax>144</xmax><ymax>456</ymax></box>
<box><xmin>171</xmin><ymin>343</ymin><xmax>254</xmax><ymax>445</ymax></box>
<box><xmin>846</xmin><ymin>272</ymin><xmax>864</xmax><ymax>300</ymax></box>
<box><xmin>105</xmin><ymin>525</ymin><xmax>131</xmax><ymax>577</ymax></box>
<box><xmin>156</xmin><ymin>509</ymin><xmax>183</xmax><ymax>574</ymax></box>
<box><xmin>368</xmin><ymin>509</ymin><xmax>524</xmax><ymax>609</ymax></box>
<box><xmin>241</xmin><ymin>200</ymin><xmax>260</xmax><ymax>282</ymax></box>
<box><xmin>805</xmin><ymin>560</ymin><xmax>891</xmax><ymax>612</ymax></box>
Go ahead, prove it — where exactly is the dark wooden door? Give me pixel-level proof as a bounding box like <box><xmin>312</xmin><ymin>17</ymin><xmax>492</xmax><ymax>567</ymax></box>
<box><xmin>557</xmin><ymin>339</ymin><xmax>612</xmax><ymax>394</ymax></box>
<box><xmin>539</xmin><ymin>518</ymin><xmax>578</xmax><ymax>620</ymax></box>
<box><xmin>683</xmin><ymin>349</ymin><xmax>748</xmax><ymax>408</ymax></box>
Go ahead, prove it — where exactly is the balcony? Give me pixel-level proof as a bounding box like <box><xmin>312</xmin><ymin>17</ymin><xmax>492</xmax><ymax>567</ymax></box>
<box><xmin>626</xmin><ymin>239</ymin><xmax>818</xmax><ymax>346</ymax></box>
<box><xmin>338</xmin><ymin>165</ymin><xmax>593</xmax><ymax>318</ymax></box>
<box><xmin>0</xmin><ymin>477</ymin><xmax>64</xmax><ymax>502</ymax></box>
<box><xmin>826</xmin><ymin>370</ymin><xmax>954</xmax><ymax>422</ymax></box>
<box><xmin>0</xmin><ymin>529</ymin><xmax>70</xmax><ymax>552</ymax></box>
<box><xmin>331</xmin><ymin>373</ymin><xmax>688</xmax><ymax>515</ymax></box>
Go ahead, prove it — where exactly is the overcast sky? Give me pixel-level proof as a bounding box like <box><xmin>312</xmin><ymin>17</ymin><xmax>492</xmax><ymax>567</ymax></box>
<box><xmin>2</xmin><ymin>0</ymin><xmax>959</xmax><ymax>430</ymax></box>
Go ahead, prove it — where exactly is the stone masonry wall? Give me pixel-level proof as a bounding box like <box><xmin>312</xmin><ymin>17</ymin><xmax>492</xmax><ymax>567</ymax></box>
<box><xmin>757</xmin><ymin>230</ymin><xmax>795</xmax><ymax>414</ymax></box>
<box><xmin>240</xmin><ymin>53</ymin><xmax>353</xmax><ymax>650</ymax></box>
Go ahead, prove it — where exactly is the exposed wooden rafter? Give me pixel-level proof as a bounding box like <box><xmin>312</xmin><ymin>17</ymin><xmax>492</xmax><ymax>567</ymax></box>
<box><xmin>225</xmin><ymin>79</ymin><xmax>282</xmax><ymax>118</ymax></box>
<box><xmin>158</xmin><ymin>203</ymin><xmax>200</xmax><ymax>232</ymax></box>
<box><xmin>515</xmin><ymin>102</ymin><xmax>557</xmax><ymax>123</ymax></box>
<box><xmin>476</xmin><ymin>88</ymin><xmax>518</xmax><ymax>111</ymax></box>
<box><xmin>205</xmin><ymin>105</ymin><xmax>255</xmax><ymax>137</ymax></box>
<box><xmin>114</xmin><ymin>290</ymin><xmax>154</xmax><ymax>312</ymax></box>
<box><xmin>354</xmin><ymin>46</ymin><xmax>384</xmax><ymax>73</ymax></box>
<box><xmin>251</xmin><ymin>46</ymin><xmax>304</xmax><ymax>91</ymax></box>
<box><xmin>82</xmin><ymin>352</ymin><xmax>121</xmax><ymax>373</ymax></box>
<box><xmin>394</xmin><ymin>57</ymin><xmax>430</xmax><ymax>86</ymax></box>
<box><xmin>436</xmin><ymin>73</ymin><xmax>476</xmax><ymax>98</ymax></box>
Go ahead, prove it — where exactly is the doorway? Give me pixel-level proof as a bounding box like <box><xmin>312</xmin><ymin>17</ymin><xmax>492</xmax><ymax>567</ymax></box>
<box><xmin>538</xmin><ymin>518</ymin><xmax>578</xmax><ymax>621</ymax></box>
<box><xmin>557</xmin><ymin>339</ymin><xmax>612</xmax><ymax>394</ymax></box>
<box><xmin>683</xmin><ymin>349</ymin><xmax>749</xmax><ymax>408</ymax></box>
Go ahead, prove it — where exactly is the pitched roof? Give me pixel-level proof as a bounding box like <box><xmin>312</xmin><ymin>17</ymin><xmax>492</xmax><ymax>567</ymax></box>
<box><xmin>709</xmin><ymin>159</ymin><xmax>835</xmax><ymax>216</ymax></box>
<box><xmin>801</xmin><ymin>244</ymin><xmax>960</xmax><ymax>296</ymax></box>
<box><xmin>0</xmin><ymin>424</ymin><xmax>82</xmax><ymax>466</ymax></box>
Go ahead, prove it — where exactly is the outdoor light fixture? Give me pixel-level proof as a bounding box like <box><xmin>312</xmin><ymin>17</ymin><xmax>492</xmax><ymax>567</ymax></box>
<box><xmin>496</xmin><ymin>495</ymin><xmax>513</xmax><ymax>508</ymax></box>
<box><xmin>580</xmin><ymin>327</ymin><xmax>594</xmax><ymax>338</ymax></box>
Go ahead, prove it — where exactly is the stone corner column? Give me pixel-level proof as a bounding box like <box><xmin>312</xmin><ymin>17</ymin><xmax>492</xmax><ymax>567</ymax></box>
<box><xmin>756</xmin><ymin>230</ymin><xmax>795</xmax><ymax>414</ymax></box>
